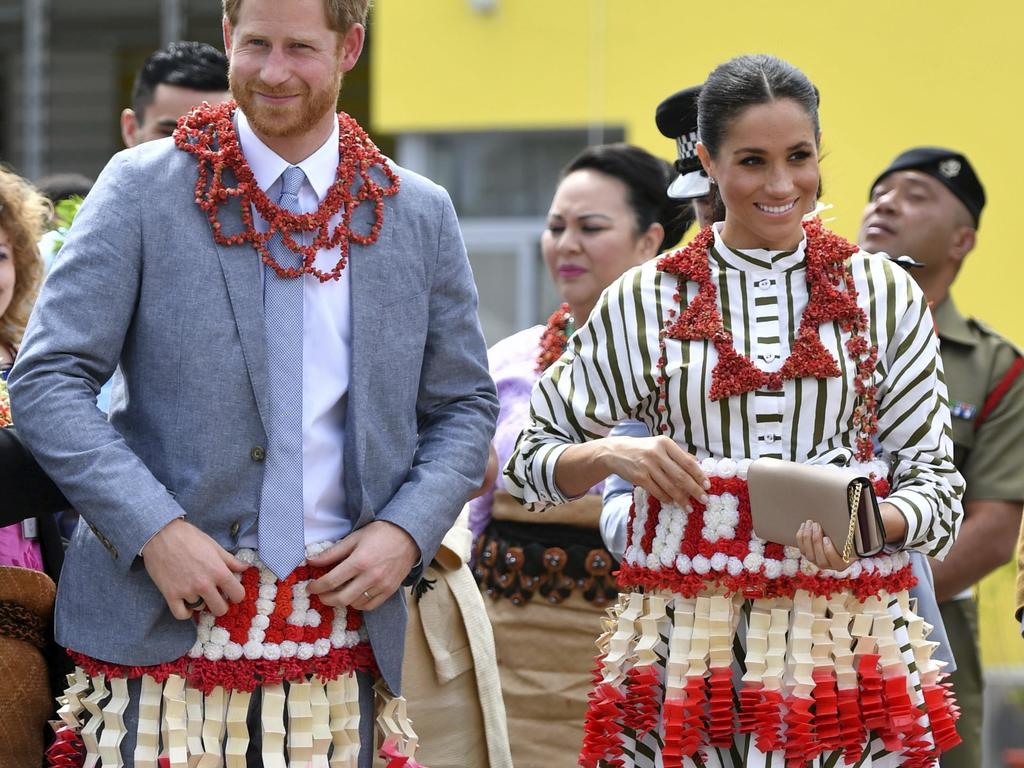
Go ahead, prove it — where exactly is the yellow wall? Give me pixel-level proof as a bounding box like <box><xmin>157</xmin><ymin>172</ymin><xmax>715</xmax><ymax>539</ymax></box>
<box><xmin>372</xmin><ymin>0</ymin><xmax>1024</xmax><ymax>662</ymax></box>
<box><xmin>373</xmin><ymin>0</ymin><xmax>1021</xmax><ymax>337</ymax></box>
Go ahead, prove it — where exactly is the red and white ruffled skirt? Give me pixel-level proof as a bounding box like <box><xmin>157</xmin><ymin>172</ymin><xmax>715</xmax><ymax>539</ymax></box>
<box><xmin>46</xmin><ymin>542</ymin><xmax>424</xmax><ymax>768</ymax></box>
<box><xmin>579</xmin><ymin>459</ymin><xmax>960</xmax><ymax>768</ymax></box>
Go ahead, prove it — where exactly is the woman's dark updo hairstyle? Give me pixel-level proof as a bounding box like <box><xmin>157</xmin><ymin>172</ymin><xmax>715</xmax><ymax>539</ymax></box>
<box><xmin>698</xmin><ymin>54</ymin><xmax>821</xmax><ymax>159</ymax></box>
<box><xmin>562</xmin><ymin>143</ymin><xmax>693</xmax><ymax>251</ymax></box>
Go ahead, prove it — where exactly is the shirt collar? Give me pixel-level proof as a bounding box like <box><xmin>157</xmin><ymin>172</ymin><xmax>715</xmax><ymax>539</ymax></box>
<box><xmin>236</xmin><ymin>109</ymin><xmax>339</xmax><ymax>201</ymax></box>
<box><xmin>932</xmin><ymin>296</ymin><xmax>976</xmax><ymax>346</ymax></box>
<box><xmin>710</xmin><ymin>221</ymin><xmax>807</xmax><ymax>273</ymax></box>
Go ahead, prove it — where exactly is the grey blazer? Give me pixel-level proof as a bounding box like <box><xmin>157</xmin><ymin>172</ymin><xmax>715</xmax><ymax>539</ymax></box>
<box><xmin>9</xmin><ymin>136</ymin><xmax>498</xmax><ymax>693</ymax></box>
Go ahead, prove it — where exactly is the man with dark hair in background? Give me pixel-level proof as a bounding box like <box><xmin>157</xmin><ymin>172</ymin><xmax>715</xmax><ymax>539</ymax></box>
<box><xmin>860</xmin><ymin>147</ymin><xmax>1024</xmax><ymax>768</ymax></box>
<box><xmin>120</xmin><ymin>40</ymin><xmax>231</xmax><ymax>147</ymax></box>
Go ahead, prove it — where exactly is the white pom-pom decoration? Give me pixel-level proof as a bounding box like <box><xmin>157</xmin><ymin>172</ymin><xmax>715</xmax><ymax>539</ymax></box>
<box><xmin>314</xmin><ymin>638</ymin><xmax>332</xmax><ymax>656</ymax></box>
<box><xmin>224</xmin><ymin>642</ymin><xmax>243</xmax><ymax>661</ymax></box>
<box><xmin>209</xmin><ymin>627</ymin><xmax>230</xmax><ymax>646</ymax></box>
<box><xmin>261</xmin><ymin>643</ymin><xmax>281</xmax><ymax>661</ymax></box>
<box><xmin>243</xmin><ymin>641</ymin><xmax>263</xmax><ymax>660</ymax></box>
<box><xmin>255</xmin><ymin>598</ymin><xmax>275</xmax><ymax>614</ymax></box>
<box><xmin>258</xmin><ymin>584</ymin><xmax>277</xmax><ymax>600</ymax></box>
<box><xmin>236</xmin><ymin>549</ymin><xmax>257</xmax><ymax>565</ymax></box>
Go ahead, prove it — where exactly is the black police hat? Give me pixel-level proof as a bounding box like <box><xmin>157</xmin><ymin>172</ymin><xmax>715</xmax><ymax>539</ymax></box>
<box><xmin>654</xmin><ymin>85</ymin><xmax>710</xmax><ymax>200</ymax></box>
<box><xmin>870</xmin><ymin>147</ymin><xmax>986</xmax><ymax>226</ymax></box>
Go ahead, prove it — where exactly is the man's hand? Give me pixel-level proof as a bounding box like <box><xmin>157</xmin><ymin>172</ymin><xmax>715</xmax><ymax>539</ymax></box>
<box><xmin>306</xmin><ymin>520</ymin><xmax>421</xmax><ymax>611</ymax></box>
<box><xmin>142</xmin><ymin>518</ymin><xmax>248</xmax><ymax>620</ymax></box>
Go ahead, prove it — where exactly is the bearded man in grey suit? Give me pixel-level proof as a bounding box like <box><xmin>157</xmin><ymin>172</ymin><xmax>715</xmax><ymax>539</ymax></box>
<box><xmin>9</xmin><ymin>0</ymin><xmax>498</xmax><ymax>764</ymax></box>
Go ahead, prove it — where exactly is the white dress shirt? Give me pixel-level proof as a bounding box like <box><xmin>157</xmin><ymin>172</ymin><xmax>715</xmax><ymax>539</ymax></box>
<box><xmin>235</xmin><ymin>110</ymin><xmax>352</xmax><ymax>547</ymax></box>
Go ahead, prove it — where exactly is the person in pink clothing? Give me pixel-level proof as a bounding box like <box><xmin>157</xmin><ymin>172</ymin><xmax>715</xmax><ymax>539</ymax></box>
<box><xmin>0</xmin><ymin>167</ymin><xmax>49</xmax><ymax>567</ymax></box>
<box><xmin>0</xmin><ymin>166</ymin><xmax>62</xmax><ymax>768</ymax></box>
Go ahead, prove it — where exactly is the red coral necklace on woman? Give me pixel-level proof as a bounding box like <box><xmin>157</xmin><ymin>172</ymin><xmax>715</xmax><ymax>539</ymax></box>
<box><xmin>536</xmin><ymin>303</ymin><xmax>574</xmax><ymax>372</ymax></box>
<box><xmin>655</xmin><ymin>218</ymin><xmax>879</xmax><ymax>460</ymax></box>
<box><xmin>173</xmin><ymin>100</ymin><xmax>399</xmax><ymax>283</ymax></box>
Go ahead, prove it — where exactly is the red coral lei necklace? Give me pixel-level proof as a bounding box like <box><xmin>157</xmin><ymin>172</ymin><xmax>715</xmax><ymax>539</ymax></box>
<box><xmin>536</xmin><ymin>303</ymin><xmax>574</xmax><ymax>372</ymax></box>
<box><xmin>172</xmin><ymin>100</ymin><xmax>399</xmax><ymax>282</ymax></box>
<box><xmin>656</xmin><ymin>218</ymin><xmax>880</xmax><ymax>461</ymax></box>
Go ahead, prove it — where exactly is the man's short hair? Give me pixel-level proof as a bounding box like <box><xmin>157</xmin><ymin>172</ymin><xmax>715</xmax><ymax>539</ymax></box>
<box><xmin>131</xmin><ymin>41</ymin><xmax>229</xmax><ymax>124</ymax></box>
<box><xmin>222</xmin><ymin>0</ymin><xmax>372</xmax><ymax>35</ymax></box>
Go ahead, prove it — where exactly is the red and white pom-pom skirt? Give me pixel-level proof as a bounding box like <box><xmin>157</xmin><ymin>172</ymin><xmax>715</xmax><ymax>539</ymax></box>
<box><xmin>46</xmin><ymin>542</ymin><xmax>425</xmax><ymax>768</ymax></box>
<box><xmin>579</xmin><ymin>459</ymin><xmax>960</xmax><ymax>768</ymax></box>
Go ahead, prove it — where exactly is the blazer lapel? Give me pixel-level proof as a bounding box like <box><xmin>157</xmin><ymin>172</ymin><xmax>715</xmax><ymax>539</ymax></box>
<box><xmin>213</xmin><ymin>193</ymin><xmax>270</xmax><ymax>431</ymax></box>
<box><xmin>344</xmin><ymin>178</ymin><xmax>395</xmax><ymax>527</ymax></box>
<box><xmin>345</xmin><ymin>219</ymin><xmax>373</xmax><ymax>527</ymax></box>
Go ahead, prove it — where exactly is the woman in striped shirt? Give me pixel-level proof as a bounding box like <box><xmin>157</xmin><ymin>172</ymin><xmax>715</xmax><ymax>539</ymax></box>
<box><xmin>505</xmin><ymin>54</ymin><xmax>964</xmax><ymax>767</ymax></box>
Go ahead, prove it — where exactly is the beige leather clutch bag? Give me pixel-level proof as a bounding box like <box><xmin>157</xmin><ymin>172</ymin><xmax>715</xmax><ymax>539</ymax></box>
<box><xmin>746</xmin><ymin>457</ymin><xmax>886</xmax><ymax>560</ymax></box>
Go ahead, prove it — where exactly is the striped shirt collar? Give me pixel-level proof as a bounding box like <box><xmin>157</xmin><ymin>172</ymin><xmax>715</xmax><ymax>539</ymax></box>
<box><xmin>710</xmin><ymin>221</ymin><xmax>807</xmax><ymax>273</ymax></box>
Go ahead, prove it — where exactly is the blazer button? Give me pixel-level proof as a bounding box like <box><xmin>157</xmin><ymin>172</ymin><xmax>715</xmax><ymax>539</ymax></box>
<box><xmin>251</xmin><ymin>446</ymin><xmax>266</xmax><ymax>462</ymax></box>
<box><xmin>230</xmin><ymin>521</ymin><xmax>241</xmax><ymax>538</ymax></box>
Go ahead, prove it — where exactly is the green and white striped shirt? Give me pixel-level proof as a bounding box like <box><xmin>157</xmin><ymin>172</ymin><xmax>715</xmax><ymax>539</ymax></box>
<box><xmin>504</xmin><ymin>225</ymin><xmax>963</xmax><ymax>559</ymax></box>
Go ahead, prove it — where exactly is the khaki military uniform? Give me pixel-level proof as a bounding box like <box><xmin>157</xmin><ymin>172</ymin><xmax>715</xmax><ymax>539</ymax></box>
<box><xmin>934</xmin><ymin>299</ymin><xmax>1024</xmax><ymax>768</ymax></box>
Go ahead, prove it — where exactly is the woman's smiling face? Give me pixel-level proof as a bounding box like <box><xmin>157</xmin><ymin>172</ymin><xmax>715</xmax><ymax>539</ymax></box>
<box><xmin>698</xmin><ymin>98</ymin><xmax>820</xmax><ymax>251</ymax></box>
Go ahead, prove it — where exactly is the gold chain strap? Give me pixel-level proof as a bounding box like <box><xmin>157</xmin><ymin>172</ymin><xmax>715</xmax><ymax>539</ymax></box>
<box><xmin>842</xmin><ymin>483</ymin><xmax>862</xmax><ymax>562</ymax></box>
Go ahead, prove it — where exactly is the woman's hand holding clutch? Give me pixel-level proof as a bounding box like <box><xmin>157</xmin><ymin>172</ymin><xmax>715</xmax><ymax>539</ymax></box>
<box><xmin>797</xmin><ymin>502</ymin><xmax>907</xmax><ymax>570</ymax></box>
<box><xmin>796</xmin><ymin>520</ymin><xmax>849</xmax><ymax>571</ymax></box>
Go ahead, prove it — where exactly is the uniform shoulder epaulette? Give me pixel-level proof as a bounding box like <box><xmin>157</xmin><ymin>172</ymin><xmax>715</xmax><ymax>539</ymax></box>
<box><xmin>969</xmin><ymin>317</ymin><xmax>1024</xmax><ymax>427</ymax></box>
<box><xmin>967</xmin><ymin>316</ymin><xmax>1024</xmax><ymax>357</ymax></box>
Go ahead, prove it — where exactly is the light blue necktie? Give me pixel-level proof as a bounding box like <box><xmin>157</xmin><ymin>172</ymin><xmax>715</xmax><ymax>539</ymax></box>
<box><xmin>258</xmin><ymin>165</ymin><xmax>306</xmax><ymax>579</ymax></box>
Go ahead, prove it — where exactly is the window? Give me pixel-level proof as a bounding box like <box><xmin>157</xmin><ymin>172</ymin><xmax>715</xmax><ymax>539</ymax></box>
<box><xmin>398</xmin><ymin>127</ymin><xmax>624</xmax><ymax>344</ymax></box>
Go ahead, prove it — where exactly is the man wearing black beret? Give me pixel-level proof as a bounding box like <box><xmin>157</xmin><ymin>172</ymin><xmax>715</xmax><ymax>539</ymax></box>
<box><xmin>860</xmin><ymin>147</ymin><xmax>1024</xmax><ymax>768</ymax></box>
